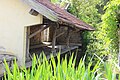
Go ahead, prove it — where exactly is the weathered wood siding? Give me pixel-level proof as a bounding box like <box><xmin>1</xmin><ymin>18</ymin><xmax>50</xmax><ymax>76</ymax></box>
<box><xmin>30</xmin><ymin>25</ymin><xmax>42</xmax><ymax>45</ymax></box>
<box><xmin>56</xmin><ymin>27</ymin><xmax>82</xmax><ymax>44</ymax></box>
<box><xmin>30</xmin><ymin>25</ymin><xmax>82</xmax><ymax>46</ymax></box>
<box><xmin>30</xmin><ymin>25</ymin><xmax>50</xmax><ymax>46</ymax></box>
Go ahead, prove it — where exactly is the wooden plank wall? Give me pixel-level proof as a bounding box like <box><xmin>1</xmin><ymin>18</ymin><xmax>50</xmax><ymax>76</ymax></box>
<box><xmin>30</xmin><ymin>25</ymin><xmax>42</xmax><ymax>45</ymax></box>
<box><xmin>30</xmin><ymin>25</ymin><xmax>51</xmax><ymax>46</ymax></box>
<box><xmin>29</xmin><ymin>24</ymin><xmax>82</xmax><ymax>46</ymax></box>
<box><xmin>56</xmin><ymin>27</ymin><xmax>82</xmax><ymax>44</ymax></box>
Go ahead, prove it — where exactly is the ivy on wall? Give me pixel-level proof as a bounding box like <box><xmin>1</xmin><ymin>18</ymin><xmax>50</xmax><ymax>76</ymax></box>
<box><xmin>97</xmin><ymin>0</ymin><xmax>120</xmax><ymax>59</ymax></box>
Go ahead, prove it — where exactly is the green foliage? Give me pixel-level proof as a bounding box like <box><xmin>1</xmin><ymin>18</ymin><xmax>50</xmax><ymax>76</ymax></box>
<box><xmin>68</xmin><ymin>0</ymin><xmax>101</xmax><ymax>24</ymax></box>
<box><xmin>51</xmin><ymin>0</ymin><xmax>70</xmax><ymax>8</ymax></box>
<box><xmin>68</xmin><ymin>0</ymin><xmax>103</xmax><ymax>63</ymax></box>
<box><xmin>68</xmin><ymin>0</ymin><xmax>120</xmax><ymax>63</ymax></box>
<box><xmin>3</xmin><ymin>53</ymin><xmax>101</xmax><ymax>80</ymax></box>
<box><xmin>88</xmin><ymin>0</ymin><xmax>120</xmax><ymax>62</ymax></box>
<box><xmin>3</xmin><ymin>53</ymin><xmax>120</xmax><ymax>80</ymax></box>
<box><xmin>51</xmin><ymin>0</ymin><xmax>60</xmax><ymax>4</ymax></box>
<box><xmin>99</xmin><ymin>0</ymin><xmax>120</xmax><ymax>57</ymax></box>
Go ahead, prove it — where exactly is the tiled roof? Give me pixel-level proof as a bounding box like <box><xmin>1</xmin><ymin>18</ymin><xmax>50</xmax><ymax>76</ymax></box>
<box><xmin>36</xmin><ymin>0</ymin><xmax>95</xmax><ymax>30</ymax></box>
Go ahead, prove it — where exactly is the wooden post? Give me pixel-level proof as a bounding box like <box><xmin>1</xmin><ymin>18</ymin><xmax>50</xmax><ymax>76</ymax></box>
<box><xmin>26</xmin><ymin>27</ymin><xmax>30</xmax><ymax>60</ymax></box>
<box><xmin>52</xmin><ymin>24</ymin><xmax>58</xmax><ymax>53</ymax></box>
<box><xmin>66</xmin><ymin>27</ymin><xmax>70</xmax><ymax>48</ymax></box>
<box><xmin>52</xmin><ymin>28</ymin><xmax>56</xmax><ymax>53</ymax></box>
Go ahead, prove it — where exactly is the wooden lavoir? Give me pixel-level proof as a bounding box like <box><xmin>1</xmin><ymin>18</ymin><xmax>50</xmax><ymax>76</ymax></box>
<box><xmin>24</xmin><ymin>18</ymin><xmax>84</xmax><ymax>68</ymax></box>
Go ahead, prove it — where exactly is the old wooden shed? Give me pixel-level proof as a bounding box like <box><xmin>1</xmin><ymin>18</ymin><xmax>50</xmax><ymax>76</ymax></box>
<box><xmin>0</xmin><ymin>0</ymin><xmax>95</xmax><ymax>71</ymax></box>
<box><xmin>24</xmin><ymin>0</ymin><xmax>95</xmax><ymax>65</ymax></box>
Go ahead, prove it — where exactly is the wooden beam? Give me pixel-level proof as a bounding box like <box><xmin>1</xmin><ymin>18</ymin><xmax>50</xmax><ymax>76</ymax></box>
<box><xmin>24</xmin><ymin>0</ymin><xmax>58</xmax><ymax>21</ymax></box>
<box><xmin>55</xmin><ymin>32</ymin><xmax>65</xmax><ymax>38</ymax></box>
<box><xmin>25</xmin><ymin>46</ymin><xmax>78</xmax><ymax>69</ymax></box>
<box><xmin>61</xmin><ymin>46</ymin><xmax>78</xmax><ymax>54</ymax></box>
<box><xmin>30</xmin><ymin>44</ymin><xmax>51</xmax><ymax>49</ymax></box>
<box><xmin>29</xmin><ymin>25</ymin><xmax>49</xmax><ymax>38</ymax></box>
<box><xmin>29</xmin><ymin>9</ymin><xmax>39</xmax><ymax>16</ymax></box>
<box><xmin>58</xmin><ymin>43</ymin><xmax>82</xmax><ymax>46</ymax></box>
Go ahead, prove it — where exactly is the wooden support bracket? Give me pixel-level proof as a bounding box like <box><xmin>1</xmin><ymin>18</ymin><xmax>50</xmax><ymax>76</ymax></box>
<box><xmin>29</xmin><ymin>25</ymin><xmax>49</xmax><ymax>38</ymax></box>
<box><xmin>55</xmin><ymin>32</ymin><xmax>65</xmax><ymax>38</ymax></box>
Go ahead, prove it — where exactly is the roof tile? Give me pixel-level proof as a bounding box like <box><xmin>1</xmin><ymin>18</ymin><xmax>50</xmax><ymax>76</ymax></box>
<box><xmin>36</xmin><ymin>0</ymin><xmax>95</xmax><ymax>30</ymax></box>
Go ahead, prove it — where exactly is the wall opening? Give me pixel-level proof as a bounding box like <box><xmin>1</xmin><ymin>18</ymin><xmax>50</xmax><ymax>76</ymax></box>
<box><xmin>25</xmin><ymin>24</ymin><xmax>52</xmax><ymax>61</ymax></box>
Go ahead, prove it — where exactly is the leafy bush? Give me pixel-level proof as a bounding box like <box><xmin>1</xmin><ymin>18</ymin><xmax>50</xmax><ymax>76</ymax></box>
<box><xmin>99</xmin><ymin>0</ymin><xmax>120</xmax><ymax>59</ymax></box>
<box><xmin>3</xmin><ymin>53</ymin><xmax>120</xmax><ymax>80</ymax></box>
<box><xmin>68</xmin><ymin>0</ymin><xmax>120</xmax><ymax>63</ymax></box>
<box><xmin>68</xmin><ymin>0</ymin><xmax>104</xmax><ymax>63</ymax></box>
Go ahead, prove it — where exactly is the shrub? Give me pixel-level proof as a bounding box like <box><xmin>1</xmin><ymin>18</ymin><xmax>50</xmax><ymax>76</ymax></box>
<box><xmin>68</xmin><ymin>0</ymin><xmax>120</xmax><ymax>64</ymax></box>
<box><xmin>3</xmin><ymin>53</ymin><xmax>101</xmax><ymax>80</ymax></box>
<box><xmin>3</xmin><ymin>53</ymin><xmax>120</xmax><ymax>80</ymax></box>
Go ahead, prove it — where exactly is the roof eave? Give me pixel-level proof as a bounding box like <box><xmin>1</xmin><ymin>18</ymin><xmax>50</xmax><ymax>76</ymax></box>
<box><xmin>24</xmin><ymin>0</ymin><xmax>95</xmax><ymax>31</ymax></box>
<box><xmin>24</xmin><ymin>0</ymin><xmax>58</xmax><ymax>21</ymax></box>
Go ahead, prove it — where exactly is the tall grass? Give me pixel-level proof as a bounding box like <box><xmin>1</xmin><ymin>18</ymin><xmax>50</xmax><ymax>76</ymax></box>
<box><xmin>3</xmin><ymin>53</ymin><xmax>120</xmax><ymax>80</ymax></box>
